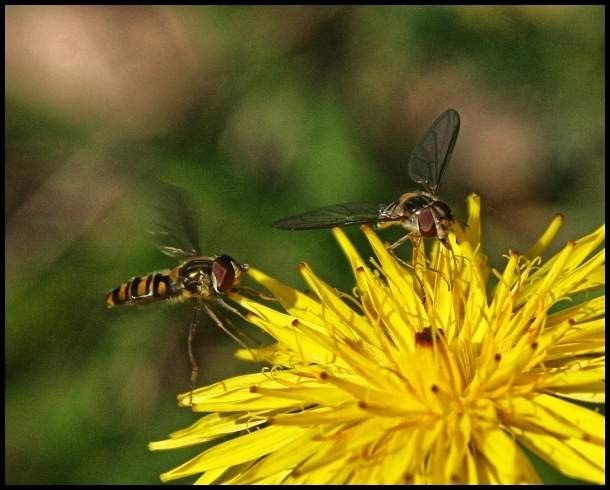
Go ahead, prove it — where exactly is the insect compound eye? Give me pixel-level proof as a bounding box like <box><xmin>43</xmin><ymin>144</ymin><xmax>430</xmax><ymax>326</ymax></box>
<box><xmin>418</xmin><ymin>208</ymin><xmax>438</xmax><ymax>238</ymax></box>
<box><xmin>211</xmin><ymin>255</ymin><xmax>237</xmax><ymax>293</ymax></box>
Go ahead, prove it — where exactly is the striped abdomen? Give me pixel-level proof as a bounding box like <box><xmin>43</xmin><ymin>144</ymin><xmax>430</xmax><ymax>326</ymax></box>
<box><xmin>106</xmin><ymin>268</ymin><xmax>181</xmax><ymax>307</ymax></box>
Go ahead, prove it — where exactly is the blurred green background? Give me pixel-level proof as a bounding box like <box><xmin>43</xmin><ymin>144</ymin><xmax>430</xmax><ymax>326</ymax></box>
<box><xmin>6</xmin><ymin>5</ymin><xmax>604</xmax><ymax>484</ymax></box>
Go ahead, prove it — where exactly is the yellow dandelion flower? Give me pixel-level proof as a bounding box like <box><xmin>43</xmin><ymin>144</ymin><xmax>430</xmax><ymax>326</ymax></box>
<box><xmin>150</xmin><ymin>194</ymin><xmax>605</xmax><ymax>484</ymax></box>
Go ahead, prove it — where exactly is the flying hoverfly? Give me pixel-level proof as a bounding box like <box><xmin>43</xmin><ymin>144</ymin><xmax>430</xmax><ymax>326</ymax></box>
<box><xmin>105</xmin><ymin>185</ymin><xmax>255</xmax><ymax>397</ymax></box>
<box><xmin>272</xmin><ymin>109</ymin><xmax>460</xmax><ymax>252</ymax></box>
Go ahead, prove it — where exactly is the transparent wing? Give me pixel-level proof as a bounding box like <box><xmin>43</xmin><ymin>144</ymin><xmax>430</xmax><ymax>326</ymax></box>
<box><xmin>150</xmin><ymin>183</ymin><xmax>202</xmax><ymax>258</ymax></box>
<box><xmin>272</xmin><ymin>202</ymin><xmax>384</xmax><ymax>230</ymax></box>
<box><xmin>408</xmin><ymin>108</ymin><xmax>460</xmax><ymax>196</ymax></box>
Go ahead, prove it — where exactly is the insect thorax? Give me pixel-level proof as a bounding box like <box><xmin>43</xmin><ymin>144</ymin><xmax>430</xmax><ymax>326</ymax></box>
<box><xmin>179</xmin><ymin>258</ymin><xmax>215</xmax><ymax>298</ymax></box>
<box><xmin>398</xmin><ymin>192</ymin><xmax>436</xmax><ymax>213</ymax></box>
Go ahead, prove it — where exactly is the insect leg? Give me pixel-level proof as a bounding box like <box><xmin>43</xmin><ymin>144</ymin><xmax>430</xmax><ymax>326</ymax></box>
<box><xmin>388</xmin><ymin>233</ymin><xmax>413</xmax><ymax>251</ymax></box>
<box><xmin>388</xmin><ymin>247</ymin><xmax>418</xmax><ymax>272</ymax></box>
<box><xmin>203</xmin><ymin>302</ymin><xmax>259</xmax><ymax>361</ymax></box>
<box><xmin>384</xmin><ymin>234</ymin><xmax>426</xmax><ymax>303</ymax></box>
<box><xmin>447</xmin><ymin>242</ymin><xmax>460</xmax><ymax>283</ymax></box>
<box><xmin>376</xmin><ymin>221</ymin><xmax>395</xmax><ymax>231</ymax></box>
<box><xmin>404</xmin><ymin>231</ymin><xmax>451</xmax><ymax>291</ymax></box>
<box><xmin>188</xmin><ymin>299</ymin><xmax>203</xmax><ymax>407</ymax></box>
<box><xmin>234</xmin><ymin>285</ymin><xmax>278</xmax><ymax>302</ymax></box>
<box><xmin>216</xmin><ymin>296</ymin><xmax>250</xmax><ymax>322</ymax></box>
<box><xmin>215</xmin><ymin>298</ymin><xmax>263</xmax><ymax>355</ymax></box>
<box><xmin>386</xmin><ymin>233</ymin><xmax>421</xmax><ymax>272</ymax></box>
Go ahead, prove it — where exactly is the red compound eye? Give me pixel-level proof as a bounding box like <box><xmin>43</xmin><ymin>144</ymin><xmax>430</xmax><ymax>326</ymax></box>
<box><xmin>211</xmin><ymin>255</ymin><xmax>236</xmax><ymax>293</ymax></box>
<box><xmin>418</xmin><ymin>208</ymin><xmax>437</xmax><ymax>237</ymax></box>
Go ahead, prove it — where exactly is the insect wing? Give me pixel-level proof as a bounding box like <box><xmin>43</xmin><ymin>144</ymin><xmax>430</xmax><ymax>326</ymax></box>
<box><xmin>272</xmin><ymin>202</ymin><xmax>383</xmax><ymax>230</ymax></box>
<box><xmin>407</xmin><ymin>109</ymin><xmax>460</xmax><ymax>196</ymax></box>
<box><xmin>151</xmin><ymin>183</ymin><xmax>202</xmax><ymax>258</ymax></box>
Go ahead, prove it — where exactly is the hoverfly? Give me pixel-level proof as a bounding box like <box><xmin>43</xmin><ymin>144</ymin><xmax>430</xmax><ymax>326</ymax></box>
<box><xmin>272</xmin><ymin>109</ymin><xmax>460</xmax><ymax>252</ymax></box>
<box><xmin>105</xmin><ymin>185</ymin><xmax>255</xmax><ymax>398</ymax></box>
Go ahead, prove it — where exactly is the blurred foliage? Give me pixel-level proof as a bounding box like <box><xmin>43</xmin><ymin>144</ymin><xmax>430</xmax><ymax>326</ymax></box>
<box><xmin>5</xmin><ymin>5</ymin><xmax>604</xmax><ymax>484</ymax></box>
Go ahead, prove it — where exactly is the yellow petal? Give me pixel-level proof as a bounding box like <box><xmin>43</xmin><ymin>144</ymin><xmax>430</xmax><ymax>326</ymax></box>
<box><xmin>149</xmin><ymin>412</ymin><xmax>266</xmax><ymax>450</ymax></box>
<box><xmin>184</xmin><ymin>370</ymin><xmax>311</xmax><ymax>400</ymax></box>
<box><xmin>183</xmin><ymin>371</ymin><xmax>332</xmax><ymax>411</ymax></box>
<box><xmin>270</xmin><ymin>403</ymin><xmax>367</xmax><ymax>425</ymax></box>
<box><xmin>526</xmin><ymin>213</ymin><xmax>564</xmax><ymax>259</ymax></box>
<box><xmin>555</xmin><ymin>318</ymin><xmax>605</xmax><ymax>343</ymax></box>
<box><xmin>473</xmin><ymin>427</ymin><xmax>541</xmax><ymax>483</ymax></box>
<box><xmin>548</xmin><ymin>295</ymin><xmax>604</xmax><ymax>324</ymax></box>
<box><xmin>441</xmin><ymin>413</ymin><xmax>472</xmax><ymax>483</ymax></box>
<box><xmin>513</xmin><ymin>427</ymin><xmax>604</xmax><ymax>484</ymax></box>
<box><xmin>286</xmin><ymin>456</ymin><xmax>349</xmax><ymax>484</ymax></box>
<box><xmin>547</xmin><ymin>390</ymin><xmax>605</xmax><ymax>404</ymax></box>
<box><xmin>243</xmin><ymin>312</ymin><xmax>342</xmax><ymax>365</ymax></box>
<box><xmin>530</xmin><ymin>393</ymin><xmax>605</xmax><ymax>443</ymax></box>
<box><xmin>333</xmin><ymin>227</ymin><xmax>415</xmax><ymax>354</ymax></box>
<box><xmin>160</xmin><ymin>425</ymin><xmax>309</xmax><ymax>482</ymax></box>
<box><xmin>230</xmin><ymin>431</ymin><xmax>320</xmax><ymax>484</ymax></box>
<box><xmin>361</xmin><ymin>224</ymin><xmax>428</xmax><ymax>320</ymax></box>
<box><xmin>238</xmin><ymin>267</ymin><xmax>328</xmax><ymax>323</ymax></box>
<box><xmin>297</xmin><ymin>261</ymin><xmax>383</xmax><ymax>346</ymax></box>
<box><xmin>541</xmin><ymin>366</ymin><xmax>604</xmax><ymax>390</ymax></box>
<box><xmin>529</xmin><ymin>224</ymin><xmax>604</xmax><ymax>284</ymax></box>
<box><xmin>376</xmin><ymin>428</ymin><xmax>421</xmax><ymax>483</ymax></box>
<box><xmin>193</xmin><ymin>467</ymin><xmax>228</xmax><ymax>484</ymax></box>
<box><xmin>489</xmin><ymin>251</ymin><xmax>519</xmax><ymax>323</ymax></box>
<box><xmin>251</xmin><ymin>384</ymin><xmax>351</xmax><ymax>407</ymax></box>
<box><xmin>545</xmin><ymin>341</ymin><xmax>605</xmax><ymax>361</ymax></box>
<box><xmin>549</xmin><ymin>249</ymin><xmax>605</xmax><ymax>299</ymax></box>
<box><xmin>464</xmin><ymin>193</ymin><xmax>481</xmax><ymax>249</ymax></box>
<box><xmin>294</xmin><ymin>417</ymin><xmax>398</xmax><ymax>476</ymax></box>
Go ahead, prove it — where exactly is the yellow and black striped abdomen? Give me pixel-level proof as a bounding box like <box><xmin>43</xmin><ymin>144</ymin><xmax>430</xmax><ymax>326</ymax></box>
<box><xmin>106</xmin><ymin>269</ymin><xmax>181</xmax><ymax>307</ymax></box>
